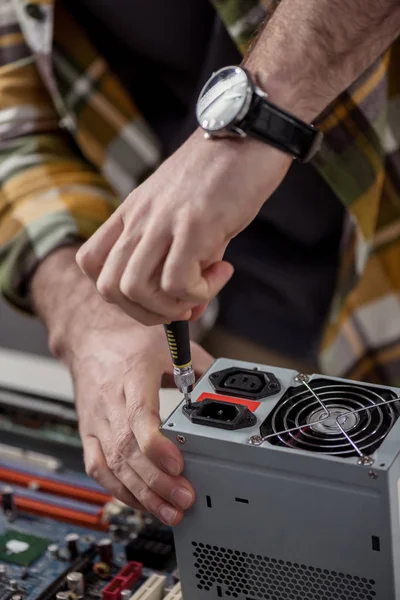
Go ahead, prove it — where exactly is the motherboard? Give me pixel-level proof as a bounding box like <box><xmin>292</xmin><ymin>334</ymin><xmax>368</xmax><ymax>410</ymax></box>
<box><xmin>0</xmin><ymin>455</ymin><xmax>180</xmax><ymax>600</ymax></box>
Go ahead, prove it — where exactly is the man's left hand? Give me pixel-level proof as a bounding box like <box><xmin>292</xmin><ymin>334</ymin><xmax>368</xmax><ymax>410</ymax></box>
<box><xmin>77</xmin><ymin>131</ymin><xmax>291</xmax><ymax>325</ymax></box>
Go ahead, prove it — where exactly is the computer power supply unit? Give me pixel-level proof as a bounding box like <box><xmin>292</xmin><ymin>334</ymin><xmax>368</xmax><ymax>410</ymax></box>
<box><xmin>161</xmin><ymin>358</ymin><xmax>400</xmax><ymax>600</ymax></box>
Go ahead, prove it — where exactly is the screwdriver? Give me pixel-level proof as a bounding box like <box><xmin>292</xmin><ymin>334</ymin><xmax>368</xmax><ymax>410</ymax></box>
<box><xmin>164</xmin><ymin>321</ymin><xmax>195</xmax><ymax>408</ymax></box>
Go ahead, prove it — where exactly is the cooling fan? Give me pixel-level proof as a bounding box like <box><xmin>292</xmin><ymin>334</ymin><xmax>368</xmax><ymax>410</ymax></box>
<box><xmin>260</xmin><ymin>378</ymin><xmax>400</xmax><ymax>458</ymax></box>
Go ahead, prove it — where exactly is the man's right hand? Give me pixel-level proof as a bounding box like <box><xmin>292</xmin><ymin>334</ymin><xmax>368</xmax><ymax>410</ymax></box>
<box><xmin>31</xmin><ymin>247</ymin><xmax>214</xmax><ymax>526</ymax></box>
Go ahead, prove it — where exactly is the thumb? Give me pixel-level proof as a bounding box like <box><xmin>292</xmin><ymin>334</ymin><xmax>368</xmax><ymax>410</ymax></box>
<box><xmin>125</xmin><ymin>361</ymin><xmax>185</xmax><ymax>477</ymax></box>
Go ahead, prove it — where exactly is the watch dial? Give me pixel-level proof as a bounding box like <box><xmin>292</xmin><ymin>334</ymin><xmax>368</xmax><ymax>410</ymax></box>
<box><xmin>197</xmin><ymin>67</ymin><xmax>249</xmax><ymax>132</ymax></box>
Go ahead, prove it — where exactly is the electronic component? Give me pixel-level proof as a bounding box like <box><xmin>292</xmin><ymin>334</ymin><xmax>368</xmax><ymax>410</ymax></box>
<box><xmin>97</xmin><ymin>538</ymin><xmax>113</xmax><ymax>564</ymax></box>
<box><xmin>128</xmin><ymin>573</ymin><xmax>166</xmax><ymax>600</ymax></box>
<box><xmin>93</xmin><ymin>561</ymin><xmax>111</xmax><ymax>579</ymax></box>
<box><xmin>102</xmin><ymin>562</ymin><xmax>143</xmax><ymax>600</ymax></box>
<box><xmin>120</xmin><ymin>591</ymin><xmax>132</xmax><ymax>600</ymax></box>
<box><xmin>162</xmin><ymin>357</ymin><xmax>400</xmax><ymax>599</ymax></box>
<box><xmin>67</xmin><ymin>571</ymin><xmax>85</xmax><ymax>596</ymax></box>
<box><xmin>1</xmin><ymin>486</ymin><xmax>16</xmax><ymax>520</ymax></box>
<box><xmin>55</xmin><ymin>593</ymin><xmax>69</xmax><ymax>600</ymax></box>
<box><xmin>47</xmin><ymin>543</ymin><xmax>60</xmax><ymax>559</ymax></box>
<box><xmin>125</xmin><ymin>538</ymin><xmax>173</xmax><ymax>572</ymax></box>
<box><xmin>0</xmin><ymin>529</ymin><xmax>50</xmax><ymax>566</ymax></box>
<box><xmin>65</xmin><ymin>533</ymin><xmax>80</xmax><ymax>560</ymax></box>
<box><xmin>125</xmin><ymin>525</ymin><xmax>174</xmax><ymax>571</ymax></box>
<box><xmin>163</xmin><ymin>582</ymin><xmax>182</xmax><ymax>600</ymax></box>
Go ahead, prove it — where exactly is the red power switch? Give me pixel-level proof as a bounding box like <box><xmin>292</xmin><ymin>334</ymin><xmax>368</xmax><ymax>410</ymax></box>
<box><xmin>102</xmin><ymin>562</ymin><xmax>143</xmax><ymax>600</ymax></box>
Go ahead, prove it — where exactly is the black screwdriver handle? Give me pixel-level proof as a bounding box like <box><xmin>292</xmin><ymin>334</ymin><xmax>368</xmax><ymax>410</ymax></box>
<box><xmin>164</xmin><ymin>321</ymin><xmax>192</xmax><ymax>368</ymax></box>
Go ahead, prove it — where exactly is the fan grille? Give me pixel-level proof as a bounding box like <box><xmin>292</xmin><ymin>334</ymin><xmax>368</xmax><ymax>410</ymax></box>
<box><xmin>260</xmin><ymin>379</ymin><xmax>399</xmax><ymax>457</ymax></box>
<box><xmin>192</xmin><ymin>542</ymin><xmax>376</xmax><ymax>599</ymax></box>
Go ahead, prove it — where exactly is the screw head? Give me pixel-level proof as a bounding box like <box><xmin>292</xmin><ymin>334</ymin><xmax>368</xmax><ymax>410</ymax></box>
<box><xmin>249</xmin><ymin>435</ymin><xmax>263</xmax><ymax>446</ymax></box>
<box><xmin>358</xmin><ymin>455</ymin><xmax>374</xmax><ymax>467</ymax></box>
<box><xmin>295</xmin><ymin>374</ymin><xmax>310</xmax><ymax>384</ymax></box>
<box><xmin>368</xmin><ymin>470</ymin><xmax>378</xmax><ymax>479</ymax></box>
<box><xmin>176</xmin><ymin>435</ymin><xmax>186</xmax><ymax>445</ymax></box>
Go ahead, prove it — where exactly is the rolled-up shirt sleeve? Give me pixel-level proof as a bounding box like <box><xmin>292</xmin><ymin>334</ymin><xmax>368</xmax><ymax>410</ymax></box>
<box><xmin>0</xmin><ymin>16</ymin><xmax>118</xmax><ymax>312</ymax></box>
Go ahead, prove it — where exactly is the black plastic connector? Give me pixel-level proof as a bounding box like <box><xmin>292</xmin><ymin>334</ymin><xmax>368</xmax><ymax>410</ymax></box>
<box><xmin>183</xmin><ymin>399</ymin><xmax>256</xmax><ymax>430</ymax></box>
<box><xmin>209</xmin><ymin>367</ymin><xmax>281</xmax><ymax>400</ymax></box>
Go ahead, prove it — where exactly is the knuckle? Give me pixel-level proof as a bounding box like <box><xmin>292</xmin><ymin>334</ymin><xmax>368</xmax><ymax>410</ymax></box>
<box><xmin>106</xmin><ymin>452</ymin><xmax>123</xmax><ymax>474</ymax></box>
<box><xmin>120</xmin><ymin>277</ymin><xmax>139</xmax><ymax>301</ymax></box>
<box><xmin>135</xmin><ymin>484</ymin><xmax>154</xmax><ymax>507</ymax></box>
<box><xmin>146</xmin><ymin>469</ymin><xmax>161</xmax><ymax>491</ymax></box>
<box><xmin>76</xmin><ymin>247</ymin><xmax>92</xmax><ymax>272</ymax></box>
<box><xmin>126</xmin><ymin>400</ymin><xmax>146</xmax><ymax>426</ymax></box>
<box><xmin>140</xmin><ymin>433</ymin><xmax>158</xmax><ymax>459</ymax></box>
<box><xmin>115</xmin><ymin>431</ymin><xmax>133</xmax><ymax>457</ymax></box>
<box><xmin>96</xmin><ymin>278</ymin><xmax>116</xmax><ymax>301</ymax></box>
<box><xmin>84</xmin><ymin>455</ymin><xmax>103</xmax><ymax>482</ymax></box>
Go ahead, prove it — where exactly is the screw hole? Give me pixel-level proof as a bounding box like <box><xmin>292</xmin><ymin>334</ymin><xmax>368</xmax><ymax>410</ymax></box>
<box><xmin>168</xmin><ymin>423</ymin><xmax>175</xmax><ymax>428</ymax></box>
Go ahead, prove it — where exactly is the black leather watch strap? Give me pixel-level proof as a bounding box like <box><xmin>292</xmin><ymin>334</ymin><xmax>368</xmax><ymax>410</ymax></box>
<box><xmin>242</xmin><ymin>94</ymin><xmax>323</xmax><ymax>162</ymax></box>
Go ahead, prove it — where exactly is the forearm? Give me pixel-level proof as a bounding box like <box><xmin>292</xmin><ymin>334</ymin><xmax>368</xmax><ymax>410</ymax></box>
<box><xmin>245</xmin><ymin>0</ymin><xmax>400</xmax><ymax>121</ymax></box>
<box><xmin>31</xmin><ymin>247</ymin><xmax>125</xmax><ymax>363</ymax></box>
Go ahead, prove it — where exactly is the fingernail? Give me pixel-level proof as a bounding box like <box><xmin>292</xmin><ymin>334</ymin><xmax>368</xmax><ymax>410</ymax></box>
<box><xmin>162</xmin><ymin>458</ymin><xmax>181</xmax><ymax>476</ymax></box>
<box><xmin>171</xmin><ymin>487</ymin><xmax>193</xmax><ymax>510</ymax></box>
<box><xmin>158</xmin><ymin>504</ymin><xmax>178</xmax><ymax>525</ymax></box>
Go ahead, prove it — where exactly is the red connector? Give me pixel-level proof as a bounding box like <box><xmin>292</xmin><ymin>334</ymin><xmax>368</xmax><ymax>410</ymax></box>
<box><xmin>102</xmin><ymin>562</ymin><xmax>143</xmax><ymax>600</ymax></box>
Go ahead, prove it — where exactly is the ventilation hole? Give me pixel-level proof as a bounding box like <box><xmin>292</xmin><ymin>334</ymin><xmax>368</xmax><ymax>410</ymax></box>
<box><xmin>235</xmin><ymin>497</ymin><xmax>250</xmax><ymax>504</ymax></box>
<box><xmin>191</xmin><ymin>541</ymin><xmax>377</xmax><ymax>599</ymax></box>
<box><xmin>206</xmin><ymin>495</ymin><xmax>212</xmax><ymax>508</ymax></box>
<box><xmin>371</xmin><ymin>536</ymin><xmax>380</xmax><ymax>552</ymax></box>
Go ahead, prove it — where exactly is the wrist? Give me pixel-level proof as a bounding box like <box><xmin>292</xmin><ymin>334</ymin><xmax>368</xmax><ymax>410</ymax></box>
<box><xmin>32</xmin><ymin>247</ymin><xmax>116</xmax><ymax>364</ymax></box>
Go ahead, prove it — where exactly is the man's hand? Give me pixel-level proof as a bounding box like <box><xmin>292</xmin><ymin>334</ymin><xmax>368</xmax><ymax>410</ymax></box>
<box><xmin>76</xmin><ymin>0</ymin><xmax>400</xmax><ymax>326</ymax></box>
<box><xmin>32</xmin><ymin>248</ymin><xmax>214</xmax><ymax>525</ymax></box>
<box><xmin>76</xmin><ymin>135</ymin><xmax>291</xmax><ymax>325</ymax></box>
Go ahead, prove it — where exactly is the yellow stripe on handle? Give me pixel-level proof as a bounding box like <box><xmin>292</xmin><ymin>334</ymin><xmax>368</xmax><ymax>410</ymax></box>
<box><xmin>163</xmin><ymin>321</ymin><xmax>191</xmax><ymax>368</ymax></box>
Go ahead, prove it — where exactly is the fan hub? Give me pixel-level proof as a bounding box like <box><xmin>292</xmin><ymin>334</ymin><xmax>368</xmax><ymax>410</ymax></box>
<box><xmin>308</xmin><ymin>404</ymin><xmax>360</xmax><ymax>435</ymax></box>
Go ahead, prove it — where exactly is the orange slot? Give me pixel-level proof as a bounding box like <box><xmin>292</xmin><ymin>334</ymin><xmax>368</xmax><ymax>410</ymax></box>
<box><xmin>14</xmin><ymin>497</ymin><xmax>109</xmax><ymax>531</ymax></box>
<box><xmin>0</xmin><ymin>467</ymin><xmax>111</xmax><ymax>505</ymax></box>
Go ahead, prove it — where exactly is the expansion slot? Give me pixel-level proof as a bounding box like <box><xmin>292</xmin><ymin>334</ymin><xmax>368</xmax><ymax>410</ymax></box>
<box><xmin>129</xmin><ymin>574</ymin><xmax>166</xmax><ymax>600</ymax></box>
<box><xmin>0</xmin><ymin>466</ymin><xmax>110</xmax><ymax>505</ymax></box>
<box><xmin>163</xmin><ymin>583</ymin><xmax>182</xmax><ymax>600</ymax></box>
<box><xmin>13</xmin><ymin>495</ymin><xmax>108</xmax><ymax>530</ymax></box>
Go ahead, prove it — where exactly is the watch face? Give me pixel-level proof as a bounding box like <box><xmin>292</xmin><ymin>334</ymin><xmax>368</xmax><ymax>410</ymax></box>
<box><xmin>196</xmin><ymin>67</ymin><xmax>250</xmax><ymax>132</ymax></box>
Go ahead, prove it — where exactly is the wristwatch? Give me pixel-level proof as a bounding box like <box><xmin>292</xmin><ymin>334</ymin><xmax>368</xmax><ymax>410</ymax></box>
<box><xmin>196</xmin><ymin>66</ymin><xmax>323</xmax><ymax>163</ymax></box>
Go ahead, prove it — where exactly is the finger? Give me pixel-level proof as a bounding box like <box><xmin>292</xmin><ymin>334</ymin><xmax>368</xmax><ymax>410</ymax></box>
<box><xmin>76</xmin><ymin>211</ymin><xmax>124</xmax><ymax>281</ymax></box>
<box><xmin>96</xmin><ymin>230</ymin><xmax>140</xmax><ymax>297</ymax></box>
<box><xmin>110</xmin><ymin>424</ymin><xmax>195</xmax><ymax>511</ymax></box>
<box><xmin>100</xmin><ymin>430</ymin><xmax>184</xmax><ymax>526</ymax></box>
<box><xmin>82</xmin><ymin>434</ymin><xmax>144</xmax><ymax>510</ymax></box>
<box><xmin>119</xmin><ymin>232</ymin><xmax>194</xmax><ymax>320</ymax></box>
<box><xmin>125</xmin><ymin>362</ymin><xmax>185</xmax><ymax>477</ymax></box>
<box><xmin>162</xmin><ymin>252</ymin><xmax>234</xmax><ymax>304</ymax></box>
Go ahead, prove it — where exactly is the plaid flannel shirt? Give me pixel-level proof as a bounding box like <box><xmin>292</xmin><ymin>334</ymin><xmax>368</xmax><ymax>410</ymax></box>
<box><xmin>1</xmin><ymin>0</ymin><xmax>400</xmax><ymax>384</ymax></box>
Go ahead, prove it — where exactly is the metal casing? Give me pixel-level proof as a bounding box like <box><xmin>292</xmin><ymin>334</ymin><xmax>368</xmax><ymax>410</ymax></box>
<box><xmin>161</xmin><ymin>358</ymin><xmax>400</xmax><ymax>600</ymax></box>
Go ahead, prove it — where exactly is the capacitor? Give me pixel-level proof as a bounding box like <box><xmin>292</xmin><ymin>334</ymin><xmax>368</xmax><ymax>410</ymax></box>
<box><xmin>67</xmin><ymin>571</ymin><xmax>85</xmax><ymax>597</ymax></box>
<box><xmin>120</xmin><ymin>590</ymin><xmax>132</xmax><ymax>600</ymax></box>
<box><xmin>97</xmin><ymin>538</ymin><xmax>113</xmax><ymax>564</ymax></box>
<box><xmin>48</xmin><ymin>543</ymin><xmax>60</xmax><ymax>559</ymax></box>
<box><xmin>65</xmin><ymin>533</ymin><xmax>80</xmax><ymax>560</ymax></box>
<box><xmin>55</xmin><ymin>592</ymin><xmax>70</xmax><ymax>600</ymax></box>
<box><xmin>1</xmin><ymin>486</ymin><xmax>16</xmax><ymax>519</ymax></box>
<box><xmin>11</xmin><ymin>595</ymin><xmax>23</xmax><ymax>600</ymax></box>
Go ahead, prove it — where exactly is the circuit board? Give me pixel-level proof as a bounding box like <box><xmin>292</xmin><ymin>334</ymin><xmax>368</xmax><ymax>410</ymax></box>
<box><xmin>0</xmin><ymin>460</ymin><xmax>178</xmax><ymax>600</ymax></box>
